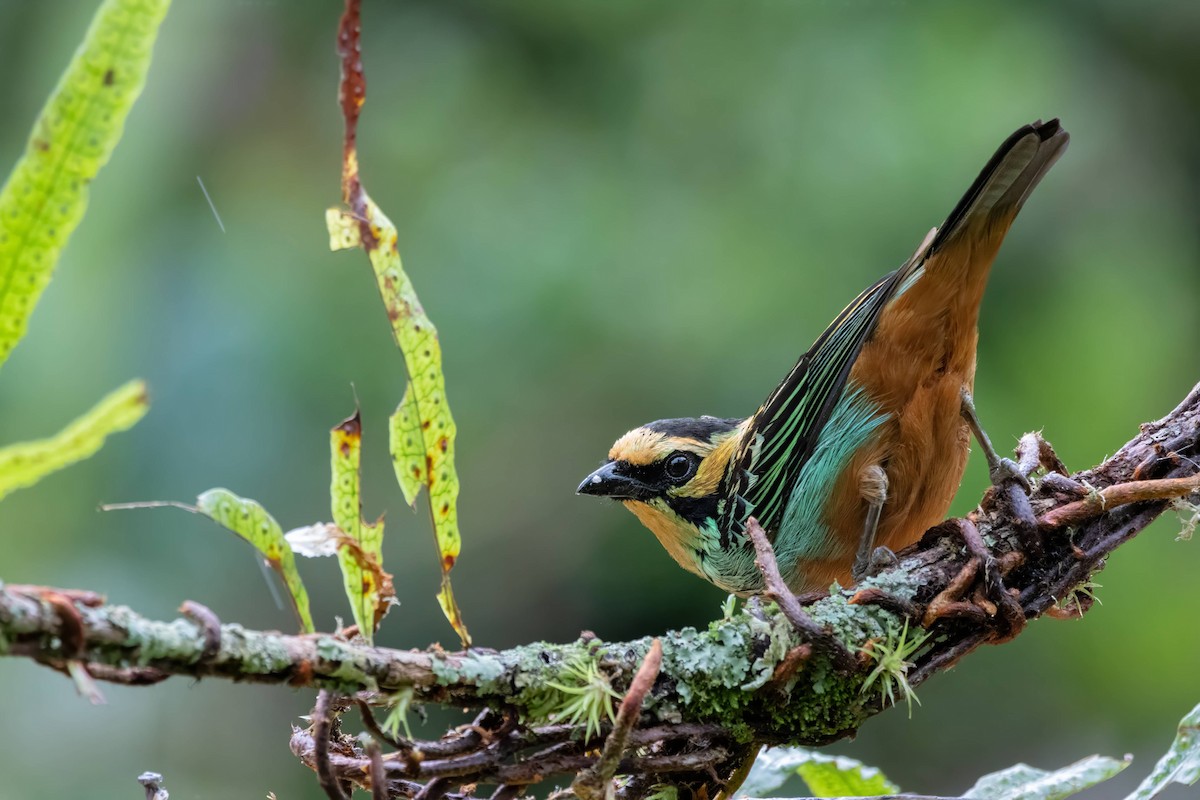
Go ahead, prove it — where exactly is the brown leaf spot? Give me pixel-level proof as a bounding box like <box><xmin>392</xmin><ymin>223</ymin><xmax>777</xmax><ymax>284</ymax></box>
<box><xmin>103</xmin><ymin>68</ymin><xmax>115</xmax><ymax>86</ymax></box>
<box><xmin>440</xmin><ymin>502</ymin><xmax>449</xmax><ymax>516</ymax></box>
<box><xmin>422</xmin><ymin>420</ymin><xmax>431</xmax><ymax>430</ymax></box>
<box><xmin>335</xmin><ymin>411</ymin><xmax>362</xmax><ymax>437</ymax></box>
<box><xmin>442</xmin><ymin>553</ymin><xmax>456</xmax><ymax>570</ymax></box>
<box><xmin>438</xmin><ymin>437</ymin><xmax>448</xmax><ymax>453</ymax></box>
<box><xmin>33</xmin><ymin>138</ymin><xmax>50</xmax><ymax>152</ymax></box>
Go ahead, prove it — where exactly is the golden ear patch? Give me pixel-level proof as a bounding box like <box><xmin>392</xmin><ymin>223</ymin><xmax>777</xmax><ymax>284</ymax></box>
<box><xmin>608</xmin><ymin>428</ymin><xmax>674</xmax><ymax>466</ymax></box>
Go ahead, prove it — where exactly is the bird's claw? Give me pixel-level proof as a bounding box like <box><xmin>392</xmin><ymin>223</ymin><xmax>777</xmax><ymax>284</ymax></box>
<box><xmin>852</xmin><ymin>546</ymin><xmax>898</xmax><ymax>583</ymax></box>
<box><xmin>990</xmin><ymin>456</ymin><xmax>1032</xmax><ymax>492</ymax></box>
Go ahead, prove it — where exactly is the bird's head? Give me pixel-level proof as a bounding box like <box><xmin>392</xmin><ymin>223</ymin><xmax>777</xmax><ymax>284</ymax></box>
<box><xmin>578</xmin><ymin>416</ymin><xmax>746</xmax><ymax>570</ymax></box>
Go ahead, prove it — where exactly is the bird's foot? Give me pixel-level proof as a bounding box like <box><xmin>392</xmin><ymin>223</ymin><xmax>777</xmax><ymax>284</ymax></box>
<box><xmin>960</xmin><ymin>387</ymin><xmax>1032</xmax><ymax>492</ymax></box>
<box><xmin>852</xmin><ymin>545</ymin><xmax>898</xmax><ymax>584</ymax></box>
<box><xmin>745</xmin><ymin>518</ymin><xmax>857</xmax><ymax>671</ymax></box>
<box><xmin>989</xmin><ymin>456</ymin><xmax>1032</xmax><ymax>492</ymax></box>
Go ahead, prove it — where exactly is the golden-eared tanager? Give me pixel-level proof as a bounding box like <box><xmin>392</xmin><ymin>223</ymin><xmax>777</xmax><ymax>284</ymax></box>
<box><xmin>578</xmin><ymin>120</ymin><xmax>1069</xmax><ymax>595</ymax></box>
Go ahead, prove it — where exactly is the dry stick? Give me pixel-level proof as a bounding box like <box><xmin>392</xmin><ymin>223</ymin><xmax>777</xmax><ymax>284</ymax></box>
<box><xmin>848</xmin><ymin>586</ymin><xmax>922</xmax><ymax>621</ymax></box>
<box><xmin>765</xmin><ymin>644</ymin><xmax>812</xmax><ymax>690</ymax></box>
<box><xmin>39</xmin><ymin>589</ymin><xmax>109</xmax><ymax>704</ymax></box>
<box><xmin>415</xmin><ymin>778</ymin><xmax>453</xmax><ymax>800</ymax></box>
<box><xmin>921</xmin><ymin>558</ymin><xmax>984</xmax><ymax>627</ymax></box>
<box><xmin>291</xmin><ymin>729</ymin><xmax>731</xmax><ymax>785</ymax></box>
<box><xmin>179</xmin><ymin>600</ymin><xmax>221</xmax><ymax>664</ymax></box>
<box><xmin>357</xmin><ymin>699</ymin><xmax>417</xmax><ymax>755</ymax></box>
<box><xmin>85</xmin><ymin>663</ymin><xmax>168</xmax><ymax>685</ymax></box>
<box><xmin>1037</xmin><ymin>473</ymin><xmax>1200</xmax><ymax>530</ymax></box>
<box><xmin>489</xmin><ymin>785</ymin><xmax>526</xmax><ymax>800</ymax></box>
<box><xmin>314</xmin><ymin>691</ymin><xmax>349</xmax><ymax>800</ymax></box>
<box><xmin>573</xmin><ymin>639</ymin><xmax>664</xmax><ymax>800</ymax></box>
<box><xmin>1015</xmin><ymin>432</ymin><xmax>1044</xmax><ymax>477</ymax></box>
<box><xmin>366</xmin><ymin>740</ymin><xmax>388</xmax><ymax>800</ymax></box>
<box><xmin>138</xmin><ymin>772</ymin><xmax>168</xmax><ymax>800</ymax></box>
<box><xmin>745</xmin><ymin>518</ymin><xmax>857</xmax><ymax>671</ymax></box>
<box><xmin>954</xmin><ymin>518</ymin><xmax>1025</xmax><ymax>638</ymax></box>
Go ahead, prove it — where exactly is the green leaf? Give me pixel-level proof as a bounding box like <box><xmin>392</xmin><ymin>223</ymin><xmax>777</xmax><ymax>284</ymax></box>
<box><xmin>330</xmin><ymin>411</ymin><xmax>393</xmax><ymax>644</ymax></box>
<box><xmin>195</xmin><ymin>488</ymin><xmax>314</xmax><ymax>633</ymax></box>
<box><xmin>1124</xmin><ymin>701</ymin><xmax>1200</xmax><ymax>800</ymax></box>
<box><xmin>0</xmin><ymin>0</ymin><xmax>171</xmax><ymax>369</ymax></box>
<box><xmin>964</xmin><ymin>755</ymin><xmax>1130</xmax><ymax>800</ymax></box>
<box><xmin>388</xmin><ymin>383</ymin><xmax>425</xmax><ymax>507</ymax></box>
<box><xmin>328</xmin><ymin>12</ymin><xmax>469</xmax><ymax>647</ymax></box>
<box><xmin>327</xmin><ymin>200</ymin><xmax>469</xmax><ymax>648</ymax></box>
<box><xmin>0</xmin><ymin>379</ymin><xmax>148</xmax><ymax>502</ymax></box>
<box><xmin>739</xmin><ymin>746</ymin><xmax>898</xmax><ymax>798</ymax></box>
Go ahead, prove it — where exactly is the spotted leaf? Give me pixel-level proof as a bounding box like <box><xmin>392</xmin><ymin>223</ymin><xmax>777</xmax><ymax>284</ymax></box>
<box><xmin>195</xmin><ymin>488</ymin><xmax>314</xmax><ymax>634</ymax></box>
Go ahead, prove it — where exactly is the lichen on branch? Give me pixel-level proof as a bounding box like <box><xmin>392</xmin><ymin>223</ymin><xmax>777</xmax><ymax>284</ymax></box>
<box><xmin>1</xmin><ymin>380</ymin><xmax>1197</xmax><ymax>796</ymax></box>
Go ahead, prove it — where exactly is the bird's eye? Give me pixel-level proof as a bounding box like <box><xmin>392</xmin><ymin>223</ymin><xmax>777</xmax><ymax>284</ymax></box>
<box><xmin>664</xmin><ymin>453</ymin><xmax>696</xmax><ymax>482</ymax></box>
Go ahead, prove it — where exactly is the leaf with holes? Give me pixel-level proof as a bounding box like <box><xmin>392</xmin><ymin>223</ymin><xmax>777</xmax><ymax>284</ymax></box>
<box><xmin>328</xmin><ymin>5</ymin><xmax>469</xmax><ymax>647</ymax></box>
<box><xmin>326</xmin><ymin>194</ymin><xmax>467</xmax><ymax>648</ymax></box>
<box><xmin>330</xmin><ymin>411</ymin><xmax>394</xmax><ymax>644</ymax></box>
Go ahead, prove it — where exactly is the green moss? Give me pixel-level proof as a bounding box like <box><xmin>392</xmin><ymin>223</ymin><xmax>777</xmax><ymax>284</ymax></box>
<box><xmin>419</xmin><ymin>597</ymin><xmax>904</xmax><ymax>746</ymax></box>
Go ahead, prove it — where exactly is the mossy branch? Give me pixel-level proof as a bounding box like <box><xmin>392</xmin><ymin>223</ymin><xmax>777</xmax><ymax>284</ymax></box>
<box><xmin>1</xmin><ymin>380</ymin><xmax>1198</xmax><ymax>798</ymax></box>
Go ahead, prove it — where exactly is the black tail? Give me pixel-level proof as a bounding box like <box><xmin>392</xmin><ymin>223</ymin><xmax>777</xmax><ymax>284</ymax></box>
<box><xmin>929</xmin><ymin>119</ymin><xmax>1069</xmax><ymax>255</ymax></box>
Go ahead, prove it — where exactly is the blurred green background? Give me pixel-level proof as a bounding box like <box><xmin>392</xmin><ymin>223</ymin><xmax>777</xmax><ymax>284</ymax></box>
<box><xmin>2</xmin><ymin>1</ymin><xmax>1199</xmax><ymax>798</ymax></box>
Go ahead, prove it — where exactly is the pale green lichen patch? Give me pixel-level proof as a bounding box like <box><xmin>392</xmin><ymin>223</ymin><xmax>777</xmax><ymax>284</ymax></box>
<box><xmin>416</xmin><ymin>600</ymin><xmax>905</xmax><ymax>745</ymax></box>
<box><xmin>810</xmin><ymin>593</ymin><xmax>895</xmax><ymax>647</ymax></box>
<box><xmin>430</xmin><ymin>650</ymin><xmax>506</xmax><ymax>691</ymax></box>
<box><xmin>315</xmin><ymin>636</ymin><xmax>382</xmax><ymax>690</ymax></box>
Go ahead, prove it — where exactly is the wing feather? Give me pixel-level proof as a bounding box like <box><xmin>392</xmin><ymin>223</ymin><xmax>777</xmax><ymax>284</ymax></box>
<box><xmin>718</xmin><ymin>259</ymin><xmax>920</xmax><ymax>541</ymax></box>
<box><xmin>719</xmin><ymin>119</ymin><xmax>1068</xmax><ymax>543</ymax></box>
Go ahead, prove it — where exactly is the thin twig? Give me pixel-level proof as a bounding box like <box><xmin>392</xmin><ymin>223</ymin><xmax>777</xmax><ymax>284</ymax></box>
<box><xmin>179</xmin><ymin>601</ymin><xmax>221</xmax><ymax>664</ymax></box>
<box><xmin>138</xmin><ymin>772</ymin><xmax>169</xmax><ymax>800</ymax></box>
<box><xmin>313</xmin><ymin>691</ymin><xmax>349</xmax><ymax>800</ymax></box>
<box><xmin>746</xmin><ymin>518</ymin><xmax>857</xmax><ymax>670</ymax></box>
<box><xmin>573</xmin><ymin>639</ymin><xmax>663</xmax><ymax>800</ymax></box>
<box><xmin>366</xmin><ymin>740</ymin><xmax>388</xmax><ymax>800</ymax></box>
<box><xmin>954</xmin><ymin>518</ymin><xmax>1025</xmax><ymax>639</ymax></box>
<box><xmin>1037</xmin><ymin>473</ymin><xmax>1200</xmax><ymax>529</ymax></box>
<box><xmin>358</xmin><ymin>699</ymin><xmax>417</xmax><ymax>753</ymax></box>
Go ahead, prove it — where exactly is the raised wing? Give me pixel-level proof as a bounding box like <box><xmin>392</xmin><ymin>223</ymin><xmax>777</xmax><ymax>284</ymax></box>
<box><xmin>716</xmin><ymin>261</ymin><xmax>919</xmax><ymax>543</ymax></box>
<box><xmin>718</xmin><ymin>120</ymin><xmax>1068</xmax><ymax>544</ymax></box>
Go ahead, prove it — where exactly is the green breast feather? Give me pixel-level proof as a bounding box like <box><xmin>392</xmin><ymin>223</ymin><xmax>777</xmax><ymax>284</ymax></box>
<box><xmin>698</xmin><ymin>384</ymin><xmax>887</xmax><ymax>594</ymax></box>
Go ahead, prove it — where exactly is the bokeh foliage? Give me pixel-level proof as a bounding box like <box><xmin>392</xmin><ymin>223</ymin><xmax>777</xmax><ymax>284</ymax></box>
<box><xmin>0</xmin><ymin>1</ymin><xmax>1198</xmax><ymax>799</ymax></box>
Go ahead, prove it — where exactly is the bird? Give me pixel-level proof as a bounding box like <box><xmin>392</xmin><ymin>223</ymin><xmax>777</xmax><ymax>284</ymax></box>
<box><xmin>577</xmin><ymin>119</ymin><xmax>1069</xmax><ymax>596</ymax></box>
